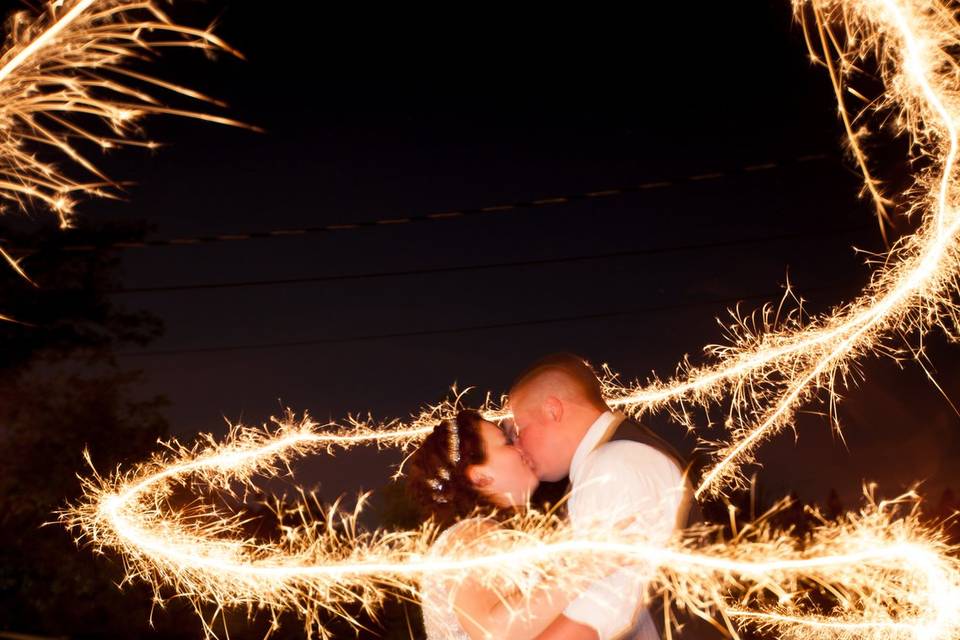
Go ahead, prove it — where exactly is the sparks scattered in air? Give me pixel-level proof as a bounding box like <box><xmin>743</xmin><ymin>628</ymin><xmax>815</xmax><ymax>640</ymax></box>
<box><xmin>62</xmin><ymin>0</ymin><xmax>960</xmax><ymax>637</ymax></box>
<box><xmin>0</xmin><ymin>0</ymin><xmax>250</xmax><ymax>228</ymax></box>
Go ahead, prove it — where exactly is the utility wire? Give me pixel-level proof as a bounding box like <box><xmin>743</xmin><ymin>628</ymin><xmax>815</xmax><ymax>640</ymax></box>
<box><xmin>118</xmin><ymin>283</ymin><xmax>854</xmax><ymax>358</ymax></box>
<box><xmin>110</xmin><ymin>224</ymin><xmax>868</xmax><ymax>294</ymax></box>
<box><xmin>38</xmin><ymin>152</ymin><xmax>829</xmax><ymax>253</ymax></box>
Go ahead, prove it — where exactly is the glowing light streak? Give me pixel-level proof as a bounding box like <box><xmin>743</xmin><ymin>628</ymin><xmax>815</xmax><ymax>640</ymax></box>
<box><xmin>0</xmin><ymin>0</ymin><xmax>96</xmax><ymax>85</ymax></box>
<box><xmin>64</xmin><ymin>417</ymin><xmax>960</xmax><ymax>638</ymax></box>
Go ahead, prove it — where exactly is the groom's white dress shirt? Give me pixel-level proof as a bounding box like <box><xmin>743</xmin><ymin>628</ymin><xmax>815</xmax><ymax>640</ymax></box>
<box><xmin>564</xmin><ymin>411</ymin><xmax>689</xmax><ymax>640</ymax></box>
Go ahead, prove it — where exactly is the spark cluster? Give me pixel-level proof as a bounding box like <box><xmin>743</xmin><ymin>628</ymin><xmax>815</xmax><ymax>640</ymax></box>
<box><xmin>0</xmin><ymin>0</ymin><xmax>247</xmax><ymax>228</ymax></box>
<box><xmin>61</xmin><ymin>0</ymin><xmax>960</xmax><ymax>638</ymax></box>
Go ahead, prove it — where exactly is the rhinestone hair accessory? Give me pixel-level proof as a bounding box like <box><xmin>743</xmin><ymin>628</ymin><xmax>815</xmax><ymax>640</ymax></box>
<box><xmin>426</xmin><ymin>419</ymin><xmax>461</xmax><ymax>504</ymax></box>
<box><xmin>447</xmin><ymin>419</ymin><xmax>461</xmax><ymax>465</ymax></box>
<box><xmin>428</xmin><ymin>468</ymin><xmax>452</xmax><ymax>503</ymax></box>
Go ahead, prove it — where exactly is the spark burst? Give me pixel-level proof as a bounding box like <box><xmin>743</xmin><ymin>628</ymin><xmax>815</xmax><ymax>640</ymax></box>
<box><xmin>0</xmin><ymin>0</ymin><xmax>248</xmax><ymax>228</ymax></box>
<box><xmin>62</xmin><ymin>0</ymin><xmax>960</xmax><ymax>638</ymax></box>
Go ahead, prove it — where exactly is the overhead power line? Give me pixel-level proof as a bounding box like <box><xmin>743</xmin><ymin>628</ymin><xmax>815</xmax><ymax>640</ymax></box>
<box><xmin>109</xmin><ymin>223</ymin><xmax>870</xmax><ymax>295</ymax></box>
<box><xmin>40</xmin><ymin>152</ymin><xmax>829</xmax><ymax>253</ymax></box>
<box><xmin>117</xmin><ymin>283</ymin><xmax>855</xmax><ymax>358</ymax></box>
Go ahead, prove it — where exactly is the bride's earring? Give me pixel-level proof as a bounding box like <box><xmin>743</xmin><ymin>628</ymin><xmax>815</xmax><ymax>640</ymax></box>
<box><xmin>466</xmin><ymin>466</ymin><xmax>493</xmax><ymax>489</ymax></box>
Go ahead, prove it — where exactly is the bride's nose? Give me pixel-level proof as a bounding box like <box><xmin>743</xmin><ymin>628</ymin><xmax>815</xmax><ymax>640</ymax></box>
<box><xmin>516</xmin><ymin>446</ymin><xmax>534</xmax><ymax>468</ymax></box>
<box><xmin>503</xmin><ymin>419</ymin><xmax>519</xmax><ymax>444</ymax></box>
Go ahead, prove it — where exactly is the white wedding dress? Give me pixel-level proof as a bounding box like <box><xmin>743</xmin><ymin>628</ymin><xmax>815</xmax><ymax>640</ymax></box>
<box><xmin>420</xmin><ymin>519</ymin><xmax>475</xmax><ymax>640</ymax></box>
<box><xmin>420</xmin><ymin>517</ymin><xmax>659</xmax><ymax>640</ymax></box>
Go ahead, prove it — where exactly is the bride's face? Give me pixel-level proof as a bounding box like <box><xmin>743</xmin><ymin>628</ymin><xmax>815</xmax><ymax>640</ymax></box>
<box><xmin>468</xmin><ymin>420</ymin><xmax>539</xmax><ymax>508</ymax></box>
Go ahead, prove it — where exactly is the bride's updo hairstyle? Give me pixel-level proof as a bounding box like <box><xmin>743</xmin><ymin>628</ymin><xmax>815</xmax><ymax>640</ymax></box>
<box><xmin>405</xmin><ymin>409</ymin><xmax>499</xmax><ymax>526</ymax></box>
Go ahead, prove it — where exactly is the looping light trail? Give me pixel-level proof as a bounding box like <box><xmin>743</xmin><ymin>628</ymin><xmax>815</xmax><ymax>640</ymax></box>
<box><xmin>62</xmin><ymin>0</ymin><xmax>960</xmax><ymax>637</ymax></box>
<box><xmin>64</xmin><ymin>414</ymin><xmax>960</xmax><ymax>639</ymax></box>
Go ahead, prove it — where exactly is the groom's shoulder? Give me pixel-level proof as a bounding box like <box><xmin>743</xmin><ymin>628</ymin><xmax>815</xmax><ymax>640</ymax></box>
<box><xmin>585</xmin><ymin>439</ymin><xmax>683</xmax><ymax>477</ymax></box>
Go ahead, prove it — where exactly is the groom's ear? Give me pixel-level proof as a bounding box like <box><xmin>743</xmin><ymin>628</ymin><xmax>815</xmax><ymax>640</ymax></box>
<box><xmin>466</xmin><ymin>465</ymin><xmax>493</xmax><ymax>488</ymax></box>
<box><xmin>544</xmin><ymin>396</ymin><xmax>563</xmax><ymax>423</ymax></box>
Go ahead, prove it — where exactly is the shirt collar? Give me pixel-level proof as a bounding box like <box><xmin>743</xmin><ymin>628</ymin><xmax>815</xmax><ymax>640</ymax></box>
<box><xmin>569</xmin><ymin>410</ymin><xmax>617</xmax><ymax>482</ymax></box>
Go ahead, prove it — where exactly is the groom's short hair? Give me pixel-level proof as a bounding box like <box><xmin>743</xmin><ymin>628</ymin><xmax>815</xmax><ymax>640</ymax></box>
<box><xmin>510</xmin><ymin>352</ymin><xmax>607</xmax><ymax>409</ymax></box>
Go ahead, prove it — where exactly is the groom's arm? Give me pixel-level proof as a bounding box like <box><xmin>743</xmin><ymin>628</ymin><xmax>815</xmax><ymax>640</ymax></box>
<box><xmin>534</xmin><ymin>614</ymin><xmax>599</xmax><ymax>640</ymax></box>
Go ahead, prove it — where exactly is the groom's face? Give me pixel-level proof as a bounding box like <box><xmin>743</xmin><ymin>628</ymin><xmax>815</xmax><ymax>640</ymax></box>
<box><xmin>511</xmin><ymin>395</ymin><xmax>565</xmax><ymax>481</ymax></box>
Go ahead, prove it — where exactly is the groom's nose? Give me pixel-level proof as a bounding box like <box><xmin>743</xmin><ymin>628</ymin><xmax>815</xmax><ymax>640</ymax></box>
<box><xmin>517</xmin><ymin>447</ymin><xmax>535</xmax><ymax>470</ymax></box>
<box><xmin>515</xmin><ymin>428</ymin><xmax>531</xmax><ymax>453</ymax></box>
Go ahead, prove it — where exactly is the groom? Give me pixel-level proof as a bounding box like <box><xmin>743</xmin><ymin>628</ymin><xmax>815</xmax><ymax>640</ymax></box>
<box><xmin>509</xmin><ymin>353</ymin><xmax>695</xmax><ymax>640</ymax></box>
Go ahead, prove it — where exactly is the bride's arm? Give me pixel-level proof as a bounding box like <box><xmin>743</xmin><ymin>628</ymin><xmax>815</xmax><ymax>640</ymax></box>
<box><xmin>451</xmin><ymin>512</ymin><xmax>645</xmax><ymax>640</ymax></box>
<box><xmin>533</xmin><ymin>615</ymin><xmax>599</xmax><ymax>640</ymax></box>
<box><xmin>453</xmin><ymin>570</ymin><xmax>579</xmax><ymax>640</ymax></box>
<box><xmin>445</xmin><ymin>521</ymin><xmax>582</xmax><ymax>640</ymax></box>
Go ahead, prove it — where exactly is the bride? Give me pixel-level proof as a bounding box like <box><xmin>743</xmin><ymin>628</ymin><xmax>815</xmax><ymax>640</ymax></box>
<box><xmin>405</xmin><ymin>409</ymin><xmax>587</xmax><ymax>640</ymax></box>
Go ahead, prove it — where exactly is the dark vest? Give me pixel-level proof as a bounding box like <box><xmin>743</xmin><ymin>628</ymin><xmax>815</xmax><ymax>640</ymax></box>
<box><xmin>569</xmin><ymin>415</ymin><xmax>703</xmax><ymax>525</ymax></box>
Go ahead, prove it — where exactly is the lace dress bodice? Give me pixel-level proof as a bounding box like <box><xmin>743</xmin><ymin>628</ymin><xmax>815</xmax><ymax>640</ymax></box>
<box><xmin>420</xmin><ymin>519</ymin><xmax>476</xmax><ymax>640</ymax></box>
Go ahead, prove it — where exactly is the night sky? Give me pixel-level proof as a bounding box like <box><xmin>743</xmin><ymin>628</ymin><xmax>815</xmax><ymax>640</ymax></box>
<box><xmin>65</xmin><ymin>2</ymin><xmax>960</xmax><ymax>511</ymax></box>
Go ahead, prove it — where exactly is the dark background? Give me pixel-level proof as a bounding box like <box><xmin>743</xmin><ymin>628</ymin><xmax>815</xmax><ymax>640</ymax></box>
<box><xmin>1</xmin><ymin>0</ymin><xmax>958</xmax><ymax>637</ymax></box>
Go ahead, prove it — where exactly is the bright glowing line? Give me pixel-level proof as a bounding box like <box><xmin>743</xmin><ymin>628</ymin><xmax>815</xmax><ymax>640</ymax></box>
<box><xmin>0</xmin><ymin>0</ymin><xmax>96</xmax><ymax>84</ymax></box>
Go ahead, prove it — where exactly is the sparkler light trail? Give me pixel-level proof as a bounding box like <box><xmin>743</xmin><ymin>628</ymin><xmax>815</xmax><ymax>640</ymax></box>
<box><xmin>0</xmin><ymin>0</ymin><xmax>249</xmax><ymax>228</ymax></box>
<box><xmin>63</xmin><ymin>0</ymin><xmax>960</xmax><ymax>637</ymax></box>
<box><xmin>64</xmin><ymin>414</ymin><xmax>960</xmax><ymax>639</ymax></box>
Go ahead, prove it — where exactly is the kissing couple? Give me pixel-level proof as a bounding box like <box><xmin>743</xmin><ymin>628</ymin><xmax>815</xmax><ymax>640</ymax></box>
<box><xmin>405</xmin><ymin>353</ymin><xmax>697</xmax><ymax>640</ymax></box>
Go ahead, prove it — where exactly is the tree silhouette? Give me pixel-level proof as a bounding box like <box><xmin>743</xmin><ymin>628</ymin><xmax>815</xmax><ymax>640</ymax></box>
<box><xmin>825</xmin><ymin>488</ymin><xmax>844</xmax><ymax>520</ymax></box>
<box><xmin>0</xmin><ymin>221</ymin><xmax>195</xmax><ymax>638</ymax></box>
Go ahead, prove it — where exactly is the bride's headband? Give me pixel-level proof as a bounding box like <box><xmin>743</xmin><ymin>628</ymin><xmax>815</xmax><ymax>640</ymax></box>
<box><xmin>427</xmin><ymin>420</ymin><xmax>461</xmax><ymax>504</ymax></box>
<box><xmin>446</xmin><ymin>419</ymin><xmax>461</xmax><ymax>465</ymax></box>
